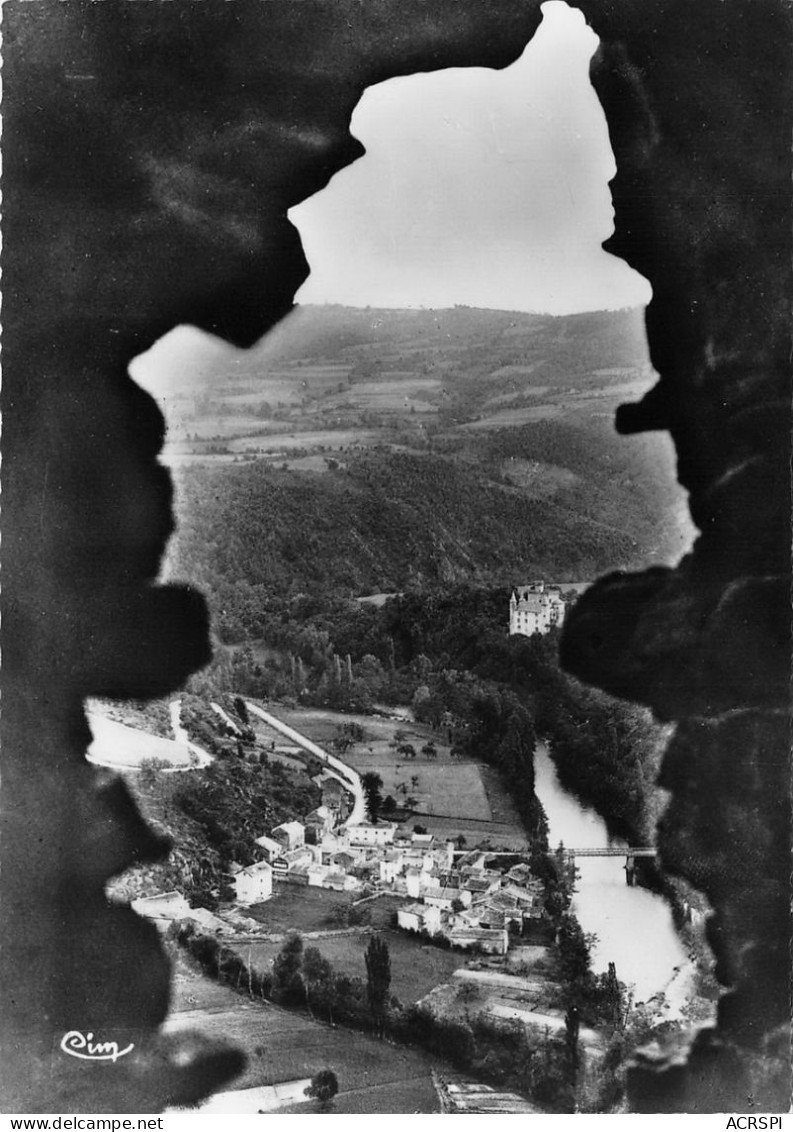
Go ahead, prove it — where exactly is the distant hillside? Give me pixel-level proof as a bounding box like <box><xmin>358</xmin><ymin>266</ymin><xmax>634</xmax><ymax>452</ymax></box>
<box><xmin>152</xmin><ymin>305</ymin><xmax>654</xmax><ymax>433</ymax></box>
<box><xmin>159</xmin><ymin>303</ymin><xmax>650</xmax><ymax>383</ymax></box>
<box><xmin>163</xmin><ymin>304</ymin><xmax>692</xmax><ymax>634</ymax></box>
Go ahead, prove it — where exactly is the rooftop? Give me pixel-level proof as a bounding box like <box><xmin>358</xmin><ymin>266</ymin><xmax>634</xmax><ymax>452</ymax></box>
<box><xmin>272</xmin><ymin>820</ymin><xmax>305</xmax><ymax>836</ymax></box>
<box><xmin>423</xmin><ymin>886</ymin><xmax>461</xmax><ymax>902</ymax></box>
<box><xmin>239</xmin><ymin>860</ymin><xmax>273</xmax><ymax>877</ymax></box>
<box><xmin>448</xmin><ymin>926</ymin><xmax>506</xmax><ymax>940</ymax></box>
<box><xmin>400</xmin><ymin>902</ymin><xmax>434</xmax><ymax>917</ymax></box>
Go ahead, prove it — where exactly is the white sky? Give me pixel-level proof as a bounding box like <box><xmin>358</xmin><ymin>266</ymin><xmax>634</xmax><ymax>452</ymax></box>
<box><xmin>290</xmin><ymin>1</ymin><xmax>650</xmax><ymax>315</ymax></box>
<box><xmin>133</xmin><ymin>2</ymin><xmax>652</xmax><ymax>398</ymax></box>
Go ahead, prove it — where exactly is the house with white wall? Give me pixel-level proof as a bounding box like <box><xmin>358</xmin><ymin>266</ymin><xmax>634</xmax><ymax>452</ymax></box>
<box><xmin>347</xmin><ymin>821</ymin><xmax>396</xmax><ymax>847</ymax></box>
<box><xmin>233</xmin><ymin>861</ymin><xmax>273</xmax><ymax>906</ymax></box>
<box><xmin>321</xmin><ymin>776</ymin><xmax>352</xmax><ymax>821</ymax></box>
<box><xmin>255</xmin><ymin>834</ymin><xmax>285</xmax><ymax>864</ymax></box>
<box><xmin>397</xmin><ymin>902</ymin><xmax>442</xmax><ymax>936</ymax></box>
<box><xmin>304</xmin><ymin>806</ymin><xmax>334</xmax><ymax>839</ymax></box>
<box><xmin>272</xmin><ymin>821</ymin><xmax>305</xmax><ymax>850</ymax></box>
<box><xmin>307</xmin><ymin>864</ymin><xmax>330</xmax><ymax>887</ymax></box>
<box><xmin>423</xmin><ymin>885</ymin><xmax>471</xmax><ymax>911</ymax></box>
<box><xmin>448</xmin><ymin>925</ymin><xmax>509</xmax><ymax>955</ymax></box>
<box><xmin>379</xmin><ymin>851</ymin><xmax>403</xmax><ymax>884</ymax></box>
<box><xmin>283</xmin><ymin>846</ymin><xmax>314</xmax><ymax>871</ymax></box>
<box><xmin>405</xmin><ymin>867</ymin><xmax>423</xmax><ymax>899</ymax></box>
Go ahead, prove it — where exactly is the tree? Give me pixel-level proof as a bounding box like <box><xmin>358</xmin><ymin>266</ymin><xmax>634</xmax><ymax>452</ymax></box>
<box><xmin>381</xmin><ymin>794</ymin><xmax>397</xmax><ymax>815</ymax></box>
<box><xmin>273</xmin><ymin>932</ymin><xmax>304</xmax><ymax>1004</ymax></box>
<box><xmin>556</xmin><ymin>914</ymin><xmax>592</xmax><ymax>988</ymax></box>
<box><xmin>602</xmin><ymin>961</ymin><xmax>623</xmax><ymax>1028</ymax></box>
<box><xmin>364</xmin><ymin>935</ymin><xmax>391</xmax><ymax>1033</ymax></box>
<box><xmin>421</xmin><ymin>741</ymin><xmax>437</xmax><ymax>760</ymax></box>
<box><xmin>332</xmin><ymin>723</ymin><xmax>353</xmax><ymax>754</ymax></box>
<box><xmin>304</xmin><ymin>1069</ymin><xmax>339</xmax><ymax>1106</ymax></box>
<box><xmin>565</xmin><ymin>1004</ymin><xmax>581</xmax><ymax>1083</ymax></box>
<box><xmin>361</xmin><ymin>772</ymin><xmax>384</xmax><ymax>823</ymax></box>
<box><xmin>333</xmin><ymin>720</ymin><xmax>366</xmax><ymax>753</ymax></box>
<box><xmin>303</xmin><ymin>946</ymin><xmax>333</xmax><ymax>1018</ymax></box>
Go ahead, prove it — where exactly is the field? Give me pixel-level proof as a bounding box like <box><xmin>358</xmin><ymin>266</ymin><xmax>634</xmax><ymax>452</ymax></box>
<box><xmin>365</xmin><ymin>762</ymin><xmax>491</xmax><ymax>821</ymax></box>
<box><xmin>237</xmin><ymin>927</ymin><xmax>462</xmax><ymax>1005</ymax></box>
<box><xmin>150</xmin><ymin>305</ymin><xmax>659</xmax><ymax>459</ymax></box>
<box><xmin>246</xmin><ymin>884</ymin><xmax>357</xmax><ymax>934</ymax></box>
<box><xmin>458</xmin><ymin>404</ymin><xmax>563</xmax><ymax>429</ymax></box>
<box><xmin>271</xmin><ymin>705</ymin><xmax>434</xmax><ymax>749</ymax></box>
<box><xmin>264</xmin><ymin>703</ymin><xmax>528</xmax><ymax>843</ymax></box>
<box><xmin>477</xmin><ymin>764</ymin><xmax>526</xmax><ymax>828</ymax></box>
<box><xmin>246</xmin><ymin>887</ymin><xmax>406</xmax><ymax>935</ymax></box>
<box><xmin>166</xmin><ymin>951</ymin><xmax>443</xmax><ymax>1112</ymax></box>
<box><xmin>225</xmin><ymin>429</ymin><xmax>383</xmax><ymax>453</ymax></box>
<box><xmin>405</xmin><ymin>814</ymin><xmax>529</xmax><ymax>852</ymax></box>
<box><xmin>268</xmin><ymin>705</ymin><xmax>489</xmax><ymax>818</ymax></box>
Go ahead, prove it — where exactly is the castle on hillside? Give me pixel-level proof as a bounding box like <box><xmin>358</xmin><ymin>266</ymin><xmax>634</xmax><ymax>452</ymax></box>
<box><xmin>508</xmin><ymin>581</ymin><xmax>566</xmax><ymax>637</ymax></box>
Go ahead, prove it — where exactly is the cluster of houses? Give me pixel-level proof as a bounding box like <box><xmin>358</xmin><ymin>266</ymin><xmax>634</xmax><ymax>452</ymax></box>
<box><xmin>132</xmin><ymin>765</ymin><xmax>545</xmax><ymax>960</ymax></box>
<box><xmin>229</xmin><ymin>771</ymin><xmax>545</xmax><ymax>957</ymax></box>
<box><xmin>395</xmin><ymin>854</ymin><xmax>545</xmax><ymax>956</ymax></box>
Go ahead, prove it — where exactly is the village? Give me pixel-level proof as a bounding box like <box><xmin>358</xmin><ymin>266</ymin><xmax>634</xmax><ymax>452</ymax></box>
<box><xmin>128</xmin><ymin>730</ymin><xmax>572</xmax><ymax>1114</ymax></box>
<box><xmin>133</xmin><ymin>757</ymin><xmax>548</xmax><ymax>959</ymax></box>
<box><xmin>241</xmin><ymin>804</ymin><xmax>545</xmax><ymax>958</ymax></box>
<box><xmin>124</xmin><ymin>593</ymin><xmax>567</xmax><ymax>968</ymax></box>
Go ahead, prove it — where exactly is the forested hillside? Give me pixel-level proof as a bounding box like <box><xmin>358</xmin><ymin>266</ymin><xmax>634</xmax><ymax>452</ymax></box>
<box><xmin>169</xmin><ymin>444</ymin><xmax>654</xmax><ymax>643</ymax></box>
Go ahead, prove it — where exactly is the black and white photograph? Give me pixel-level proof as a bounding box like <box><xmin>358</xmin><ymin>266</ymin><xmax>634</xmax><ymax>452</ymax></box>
<box><xmin>2</xmin><ymin>0</ymin><xmax>790</xmax><ymax>1120</ymax></box>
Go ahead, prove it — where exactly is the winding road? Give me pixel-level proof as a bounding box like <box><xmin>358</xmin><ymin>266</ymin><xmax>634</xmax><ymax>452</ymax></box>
<box><xmin>245</xmin><ymin>702</ymin><xmax>366</xmax><ymax>825</ymax></box>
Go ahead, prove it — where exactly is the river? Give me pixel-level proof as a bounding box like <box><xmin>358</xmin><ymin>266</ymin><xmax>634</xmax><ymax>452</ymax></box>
<box><xmin>534</xmin><ymin>744</ymin><xmax>692</xmax><ymax>1013</ymax></box>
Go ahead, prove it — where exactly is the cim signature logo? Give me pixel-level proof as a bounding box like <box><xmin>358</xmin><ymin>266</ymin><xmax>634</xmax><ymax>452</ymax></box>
<box><xmin>60</xmin><ymin>1030</ymin><xmax>134</xmax><ymax>1063</ymax></box>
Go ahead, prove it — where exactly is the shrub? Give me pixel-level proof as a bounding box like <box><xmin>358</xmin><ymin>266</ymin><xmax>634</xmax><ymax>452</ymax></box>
<box><xmin>304</xmin><ymin>1069</ymin><xmax>339</xmax><ymax>1104</ymax></box>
